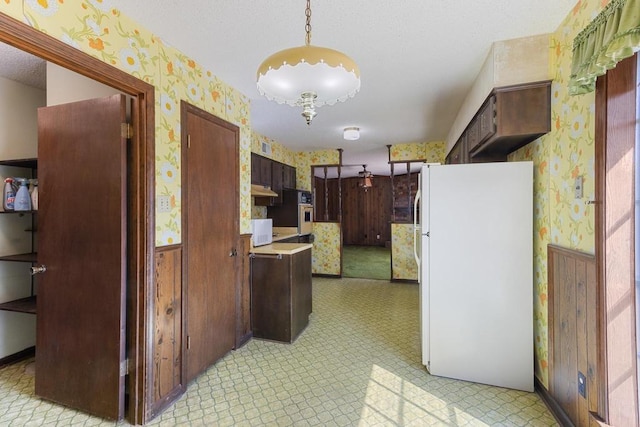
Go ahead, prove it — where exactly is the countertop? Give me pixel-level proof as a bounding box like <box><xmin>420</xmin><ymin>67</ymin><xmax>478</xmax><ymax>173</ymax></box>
<box><xmin>271</xmin><ymin>226</ymin><xmax>299</xmax><ymax>242</ymax></box>
<box><xmin>250</xmin><ymin>242</ymin><xmax>312</xmax><ymax>255</ymax></box>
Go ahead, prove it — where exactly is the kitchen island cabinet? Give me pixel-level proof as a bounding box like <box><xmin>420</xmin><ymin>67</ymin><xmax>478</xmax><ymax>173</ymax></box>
<box><xmin>250</xmin><ymin>243</ymin><xmax>312</xmax><ymax>343</ymax></box>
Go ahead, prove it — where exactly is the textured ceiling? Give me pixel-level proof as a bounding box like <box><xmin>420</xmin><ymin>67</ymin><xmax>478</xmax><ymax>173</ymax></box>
<box><xmin>109</xmin><ymin>0</ymin><xmax>577</xmax><ymax>176</ymax></box>
<box><xmin>0</xmin><ymin>43</ymin><xmax>45</xmax><ymax>90</ymax></box>
<box><xmin>1</xmin><ymin>1</ymin><xmax>577</xmax><ymax>177</ymax></box>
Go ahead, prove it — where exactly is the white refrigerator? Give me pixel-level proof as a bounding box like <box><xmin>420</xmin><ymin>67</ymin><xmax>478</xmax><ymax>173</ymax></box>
<box><xmin>413</xmin><ymin>161</ymin><xmax>533</xmax><ymax>392</ymax></box>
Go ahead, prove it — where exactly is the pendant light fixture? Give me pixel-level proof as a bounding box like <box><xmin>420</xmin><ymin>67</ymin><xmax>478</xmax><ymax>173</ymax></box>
<box><xmin>256</xmin><ymin>0</ymin><xmax>361</xmax><ymax>126</ymax></box>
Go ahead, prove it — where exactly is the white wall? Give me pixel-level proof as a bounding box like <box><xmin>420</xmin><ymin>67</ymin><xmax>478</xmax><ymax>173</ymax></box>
<box><xmin>0</xmin><ymin>76</ymin><xmax>44</xmax><ymax>359</ymax></box>
<box><xmin>47</xmin><ymin>62</ymin><xmax>119</xmax><ymax>106</ymax></box>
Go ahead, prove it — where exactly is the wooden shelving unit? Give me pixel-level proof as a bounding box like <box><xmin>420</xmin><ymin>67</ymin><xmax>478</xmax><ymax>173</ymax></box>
<box><xmin>0</xmin><ymin>158</ymin><xmax>38</xmax><ymax>315</ymax></box>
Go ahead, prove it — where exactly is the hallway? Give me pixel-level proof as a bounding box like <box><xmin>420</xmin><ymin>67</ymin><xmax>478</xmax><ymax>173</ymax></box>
<box><xmin>0</xmin><ymin>278</ymin><xmax>557</xmax><ymax>426</ymax></box>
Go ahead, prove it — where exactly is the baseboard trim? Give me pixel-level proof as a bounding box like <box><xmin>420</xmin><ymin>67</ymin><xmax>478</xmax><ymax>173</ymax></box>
<box><xmin>0</xmin><ymin>346</ymin><xmax>35</xmax><ymax>367</ymax></box>
<box><xmin>391</xmin><ymin>278</ymin><xmax>418</xmax><ymax>284</ymax></box>
<box><xmin>535</xmin><ymin>377</ymin><xmax>574</xmax><ymax>427</ymax></box>
<box><xmin>234</xmin><ymin>332</ymin><xmax>252</xmax><ymax>350</ymax></box>
<box><xmin>312</xmin><ymin>273</ymin><xmax>340</xmax><ymax>278</ymax></box>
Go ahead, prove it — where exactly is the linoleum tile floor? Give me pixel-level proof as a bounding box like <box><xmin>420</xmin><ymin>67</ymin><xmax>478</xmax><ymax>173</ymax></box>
<box><xmin>0</xmin><ymin>277</ymin><xmax>559</xmax><ymax>426</ymax></box>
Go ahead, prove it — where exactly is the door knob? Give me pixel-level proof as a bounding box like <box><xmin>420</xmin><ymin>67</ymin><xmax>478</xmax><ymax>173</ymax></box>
<box><xmin>229</xmin><ymin>249</ymin><xmax>238</xmax><ymax>257</ymax></box>
<box><xmin>30</xmin><ymin>265</ymin><xmax>47</xmax><ymax>275</ymax></box>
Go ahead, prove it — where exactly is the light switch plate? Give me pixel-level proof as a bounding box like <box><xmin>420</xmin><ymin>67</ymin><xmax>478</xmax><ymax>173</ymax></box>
<box><xmin>158</xmin><ymin>195</ymin><xmax>171</xmax><ymax>213</ymax></box>
<box><xmin>574</xmin><ymin>176</ymin><xmax>583</xmax><ymax>199</ymax></box>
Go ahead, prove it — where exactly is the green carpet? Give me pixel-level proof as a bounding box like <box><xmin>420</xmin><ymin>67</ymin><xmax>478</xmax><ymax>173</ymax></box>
<box><xmin>342</xmin><ymin>245</ymin><xmax>391</xmax><ymax>280</ymax></box>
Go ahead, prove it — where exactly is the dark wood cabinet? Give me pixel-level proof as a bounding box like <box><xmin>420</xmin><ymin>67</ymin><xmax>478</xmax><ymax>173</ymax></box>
<box><xmin>252</xmin><ymin>153</ymin><xmax>297</xmax><ymax>206</ymax></box>
<box><xmin>446</xmin><ymin>135</ymin><xmax>467</xmax><ymax>164</ymax></box>
<box><xmin>250</xmin><ymin>153</ymin><xmax>262</xmax><ymax>185</ymax></box>
<box><xmin>250</xmin><ymin>248</ymin><xmax>312</xmax><ymax>343</ymax></box>
<box><xmin>270</xmin><ymin>162</ymin><xmax>283</xmax><ymax>206</ymax></box>
<box><xmin>470</xmin><ymin>81</ymin><xmax>550</xmax><ymax>160</ymax></box>
<box><xmin>251</xmin><ymin>153</ymin><xmax>272</xmax><ymax>186</ymax></box>
<box><xmin>282</xmin><ymin>164</ymin><xmax>296</xmax><ymax>189</ymax></box>
<box><xmin>449</xmin><ymin>80</ymin><xmax>551</xmax><ymax>163</ymax></box>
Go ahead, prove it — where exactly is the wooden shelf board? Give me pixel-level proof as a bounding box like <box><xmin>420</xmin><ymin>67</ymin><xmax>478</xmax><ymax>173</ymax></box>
<box><xmin>0</xmin><ymin>296</ymin><xmax>36</xmax><ymax>314</ymax></box>
<box><xmin>0</xmin><ymin>158</ymin><xmax>37</xmax><ymax>169</ymax></box>
<box><xmin>0</xmin><ymin>252</ymin><xmax>37</xmax><ymax>262</ymax></box>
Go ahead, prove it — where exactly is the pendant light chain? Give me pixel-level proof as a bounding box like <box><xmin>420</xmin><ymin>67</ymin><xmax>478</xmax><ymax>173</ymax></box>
<box><xmin>305</xmin><ymin>0</ymin><xmax>312</xmax><ymax>46</ymax></box>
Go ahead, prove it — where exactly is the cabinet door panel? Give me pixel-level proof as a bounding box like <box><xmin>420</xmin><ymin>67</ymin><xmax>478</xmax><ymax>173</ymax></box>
<box><xmin>36</xmin><ymin>94</ymin><xmax>126</xmax><ymax>420</ymax></box>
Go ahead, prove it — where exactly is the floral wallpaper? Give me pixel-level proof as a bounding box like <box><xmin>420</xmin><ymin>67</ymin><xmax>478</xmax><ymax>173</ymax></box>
<box><xmin>251</xmin><ymin>132</ymin><xmax>296</xmax><ymax>167</ymax></box>
<box><xmin>509</xmin><ymin>0</ymin><xmax>603</xmax><ymax>388</ymax></box>
<box><xmin>7</xmin><ymin>0</ymin><xmax>253</xmax><ymax>245</ymax></box>
<box><xmin>296</xmin><ymin>149</ymin><xmax>341</xmax><ymax>191</ymax></box>
<box><xmin>389</xmin><ymin>141</ymin><xmax>447</xmax><ymax>163</ymax></box>
<box><xmin>391</xmin><ymin>224</ymin><xmax>418</xmax><ymax>280</ymax></box>
<box><xmin>311</xmin><ymin>222</ymin><xmax>341</xmax><ymax>276</ymax></box>
<box><xmin>389</xmin><ymin>141</ymin><xmax>446</xmax><ymax>280</ymax></box>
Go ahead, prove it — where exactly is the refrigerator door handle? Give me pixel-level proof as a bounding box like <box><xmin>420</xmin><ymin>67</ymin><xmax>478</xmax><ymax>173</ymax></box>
<box><xmin>413</xmin><ymin>175</ymin><xmax>421</xmax><ymax>267</ymax></box>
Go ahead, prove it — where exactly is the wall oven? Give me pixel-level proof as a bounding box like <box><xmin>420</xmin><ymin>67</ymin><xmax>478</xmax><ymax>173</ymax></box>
<box><xmin>299</xmin><ymin>203</ymin><xmax>313</xmax><ymax>236</ymax></box>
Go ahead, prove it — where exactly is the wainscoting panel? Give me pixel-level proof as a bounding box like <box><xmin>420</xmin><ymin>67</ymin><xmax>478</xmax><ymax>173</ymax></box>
<box><xmin>548</xmin><ymin>244</ymin><xmax>600</xmax><ymax>426</ymax></box>
<box><xmin>151</xmin><ymin>245</ymin><xmax>183</xmax><ymax>415</ymax></box>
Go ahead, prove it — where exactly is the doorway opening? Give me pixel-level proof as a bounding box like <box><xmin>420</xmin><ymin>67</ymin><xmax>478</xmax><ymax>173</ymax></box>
<box><xmin>342</xmin><ymin>245</ymin><xmax>391</xmax><ymax>280</ymax></box>
<box><xmin>0</xmin><ymin>15</ymin><xmax>154</xmax><ymax>424</ymax></box>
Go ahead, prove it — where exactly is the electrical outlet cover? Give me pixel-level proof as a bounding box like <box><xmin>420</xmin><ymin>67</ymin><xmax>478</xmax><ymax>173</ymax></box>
<box><xmin>578</xmin><ymin>371</ymin><xmax>586</xmax><ymax>398</ymax></box>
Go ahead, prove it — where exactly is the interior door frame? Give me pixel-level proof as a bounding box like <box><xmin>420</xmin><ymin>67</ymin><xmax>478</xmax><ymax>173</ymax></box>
<box><xmin>0</xmin><ymin>13</ymin><xmax>154</xmax><ymax>425</ymax></box>
<box><xmin>595</xmin><ymin>54</ymin><xmax>639</xmax><ymax>426</ymax></box>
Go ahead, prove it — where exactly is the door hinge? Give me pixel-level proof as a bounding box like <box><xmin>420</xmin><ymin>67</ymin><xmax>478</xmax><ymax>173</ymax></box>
<box><xmin>187</xmin><ymin>335</ymin><xmax>191</xmax><ymax>350</ymax></box>
<box><xmin>187</xmin><ymin>134</ymin><xmax>191</xmax><ymax>148</ymax></box>
<box><xmin>121</xmin><ymin>123</ymin><xmax>133</xmax><ymax>139</ymax></box>
<box><xmin>120</xmin><ymin>358</ymin><xmax>130</xmax><ymax>376</ymax></box>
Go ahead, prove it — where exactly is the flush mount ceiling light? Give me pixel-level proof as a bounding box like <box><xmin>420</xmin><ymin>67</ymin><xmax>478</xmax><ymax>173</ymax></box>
<box><xmin>256</xmin><ymin>0</ymin><xmax>361</xmax><ymax>126</ymax></box>
<box><xmin>343</xmin><ymin>127</ymin><xmax>360</xmax><ymax>140</ymax></box>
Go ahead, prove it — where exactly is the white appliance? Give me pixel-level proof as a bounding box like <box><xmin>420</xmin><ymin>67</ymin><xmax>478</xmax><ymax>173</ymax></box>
<box><xmin>251</xmin><ymin>219</ymin><xmax>273</xmax><ymax>247</ymax></box>
<box><xmin>413</xmin><ymin>161</ymin><xmax>533</xmax><ymax>392</ymax></box>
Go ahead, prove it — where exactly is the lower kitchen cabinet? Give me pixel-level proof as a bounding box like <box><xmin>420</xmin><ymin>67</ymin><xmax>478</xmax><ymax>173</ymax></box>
<box><xmin>250</xmin><ymin>247</ymin><xmax>312</xmax><ymax>343</ymax></box>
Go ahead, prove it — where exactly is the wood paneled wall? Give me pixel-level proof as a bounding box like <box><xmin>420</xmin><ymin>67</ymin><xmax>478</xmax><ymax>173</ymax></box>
<box><xmin>151</xmin><ymin>245</ymin><xmax>183</xmax><ymax>416</ymax></box>
<box><xmin>548</xmin><ymin>245</ymin><xmax>601</xmax><ymax>426</ymax></box>
<box><xmin>342</xmin><ymin>176</ymin><xmax>392</xmax><ymax>246</ymax></box>
<box><xmin>235</xmin><ymin>234</ymin><xmax>252</xmax><ymax>349</ymax></box>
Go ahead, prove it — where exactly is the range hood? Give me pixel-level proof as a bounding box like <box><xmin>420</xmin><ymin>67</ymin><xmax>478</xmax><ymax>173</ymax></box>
<box><xmin>251</xmin><ymin>184</ymin><xmax>278</xmax><ymax>197</ymax></box>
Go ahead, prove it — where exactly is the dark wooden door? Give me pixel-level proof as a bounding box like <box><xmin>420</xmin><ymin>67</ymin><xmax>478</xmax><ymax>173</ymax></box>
<box><xmin>35</xmin><ymin>94</ymin><xmax>127</xmax><ymax>420</ymax></box>
<box><xmin>182</xmin><ymin>103</ymin><xmax>238</xmax><ymax>383</ymax></box>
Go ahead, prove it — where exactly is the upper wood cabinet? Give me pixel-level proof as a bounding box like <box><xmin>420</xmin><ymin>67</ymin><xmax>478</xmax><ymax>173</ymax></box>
<box><xmin>252</xmin><ymin>153</ymin><xmax>297</xmax><ymax>206</ymax></box>
<box><xmin>251</xmin><ymin>153</ymin><xmax>270</xmax><ymax>186</ymax></box>
<box><xmin>446</xmin><ymin>134</ymin><xmax>468</xmax><ymax>165</ymax></box>
<box><xmin>470</xmin><ymin>81</ymin><xmax>551</xmax><ymax>160</ymax></box>
<box><xmin>447</xmin><ymin>80</ymin><xmax>551</xmax><ymax>164</ymax></box>
<box><xmin>282</xmin><ymin>164</ymin><xmax>296</xmax><ymax>190</ymax></box>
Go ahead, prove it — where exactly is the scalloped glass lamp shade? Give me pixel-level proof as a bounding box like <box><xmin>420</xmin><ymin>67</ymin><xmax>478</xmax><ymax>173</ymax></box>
<box><xmin>257</xmin><ymin>45</ymin><xmax>360</xmax><ymax>106</ymax></box>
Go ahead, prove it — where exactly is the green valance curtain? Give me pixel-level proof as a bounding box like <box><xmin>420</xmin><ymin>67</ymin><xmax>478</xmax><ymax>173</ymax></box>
<box><xmin>569</xmin><ymin>0</ymin><xmax>640</xmax><ymax>95</ymax></box>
